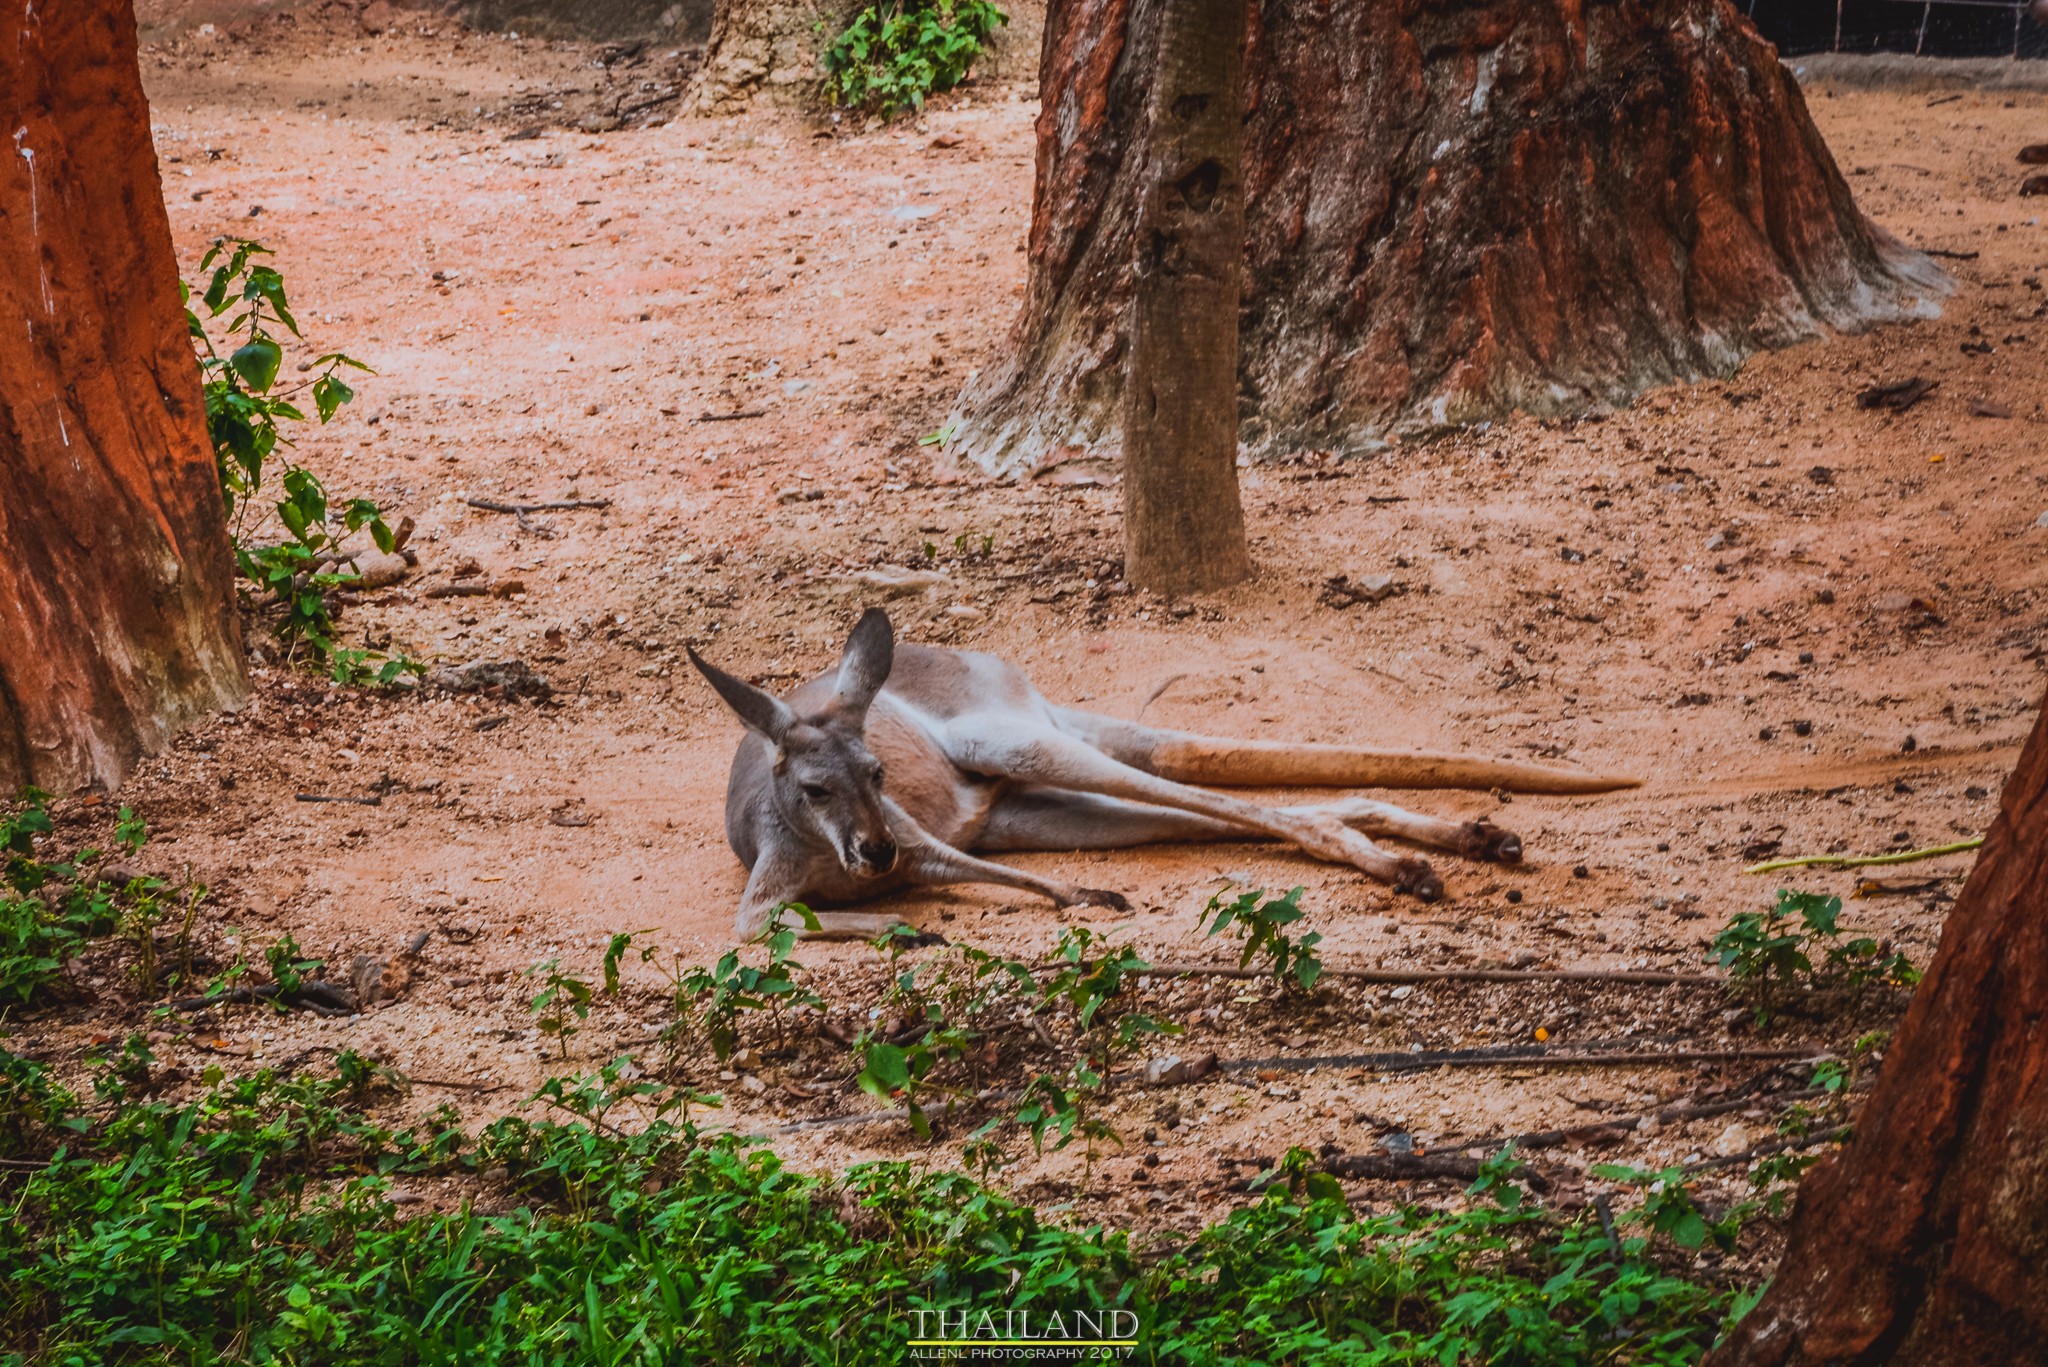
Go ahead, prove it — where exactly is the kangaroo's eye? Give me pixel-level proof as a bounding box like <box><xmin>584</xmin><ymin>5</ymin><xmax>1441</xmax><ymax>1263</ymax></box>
<box><xmin>870</xmin><ymin>766</ymin><xmax>885</xmax><ymax>787</ymax></box>
<box><xmin>801</xmin><ymin>784</ymin><xmax>830</xmax><ymax>802</ymax></box>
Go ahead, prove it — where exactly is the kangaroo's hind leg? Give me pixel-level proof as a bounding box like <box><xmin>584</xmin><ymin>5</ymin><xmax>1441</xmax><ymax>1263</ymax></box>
<box><xmin>940</xmin><ymin>718</ymin><xmax>1444</xmax><ymax>898</ymax></box>
<box><xmin>977</xmin><ymin>787</ymin><xmax>1519</xmax><ymax>863</ymax></box>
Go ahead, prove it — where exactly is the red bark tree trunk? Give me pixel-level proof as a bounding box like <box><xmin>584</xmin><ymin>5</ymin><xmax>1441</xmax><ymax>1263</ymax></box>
<box><xmin>950</xmin><ymin>0</ymin><xmax>1950</xmax><ymax>473</ymax></box>
<box><xmin>1709</xmin><ymin>694</ymin><xmax>2048</xmax><ymax>1366</ymax></box>
<box><xmin>1</xmin><ymin>0</ymin><xmax>247</xmax><ymax>794</ymax></box>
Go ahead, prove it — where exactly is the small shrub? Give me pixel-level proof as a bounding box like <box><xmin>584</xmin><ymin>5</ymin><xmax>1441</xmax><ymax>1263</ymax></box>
<box><xmin>185</xmin><ymin>238</ymin><xmax>418</xmax><ymax>686</ymax></box>
<box><xmin>821</xmin><ymin>0</ymin><xmax>1007</xmax><ymax>119</ymax></box>
<box><xmin>1710</xmin><ymin>888</ymin><xmax>1919</xmax><ymax>1020</ymax></box>
<box><xmin>1200</xmin><ymin>884</ymin><xmax>1323</xmax><ymax>992</ymax></box>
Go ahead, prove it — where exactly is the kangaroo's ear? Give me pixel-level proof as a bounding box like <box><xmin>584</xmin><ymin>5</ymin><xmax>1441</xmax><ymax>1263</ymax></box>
<box><xmin>831</xmin><ymin>607</ymin><xmax>895</xmax><ymax>721</ymax></box>
<box><xmin>688</xmin><ymin>647</ymin><xmax>796</xmax><ymax>743</ymax></box>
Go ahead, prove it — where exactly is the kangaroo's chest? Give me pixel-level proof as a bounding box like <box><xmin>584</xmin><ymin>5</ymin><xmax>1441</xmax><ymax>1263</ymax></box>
<box><xmin>865</xmin><ymin>696</ymin><xmax>1003</xmax><ymax>845</ymax></box>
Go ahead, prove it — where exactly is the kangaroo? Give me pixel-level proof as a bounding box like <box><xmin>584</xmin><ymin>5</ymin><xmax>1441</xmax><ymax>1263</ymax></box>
<box><xmin>688</xmin><ymin>609</ymin><xmax>1639</xmax><ymax>940</ymax></box>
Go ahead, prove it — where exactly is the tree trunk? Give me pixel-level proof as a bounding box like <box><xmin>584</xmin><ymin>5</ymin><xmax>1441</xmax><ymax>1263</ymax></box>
<box><xmin>1119</xmin><ymin>0</ymin><xmax>1251</xmax><ymax>593</ymax></box>
<box><xmin>950</xmin><ymin>0</ymin><xmax>1949</xmax><ymax>474</ymax></box>
<box><xmin>0</xmin><ymin>0</ymin><xmax>247</xmax><ymax>795</ymax></box>
<box><xmin>689</xmin><ymin>0</ymin><xmax>845</xmax><ymax>113</ymax></box>
<box><xmin>1706</xmin><ymin>695</ymin><xmax>2048</xmax><ymax>1367</ymax></box>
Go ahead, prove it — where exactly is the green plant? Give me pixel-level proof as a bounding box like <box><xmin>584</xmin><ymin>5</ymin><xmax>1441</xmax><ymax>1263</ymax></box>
<box><xmin>1201</xmin><ymin>884</ymin><xmax>1324</xmax><ymax>992</ymax></box>
<box><xmin>671</xmin><ymin>906</ymin><xmax>826</xmax><ymax>1060</ymax></box>
<box><xmin>820</xmin><ymin>0</ymin><xmax>1006</xmax><ymax>119</ymax></box>
<box><xmin>526</xmin><ymin>957</ymin><xmax>595</xmax><ymax>1058</ymax></box>
<box><xmin>185</xmin><ymin>239</ymin><xmax>418</xmax><ymax>686</ymax></box>
<box><xmin>0</xmin><ymin>793</ymin><xmax>155</xmax><ymax>1010</ymax></box>
<box><xmin>263</xmin><ymin>932</ymin><xmax>322</xmax><ymax>998</ymax></box>
<box><xmin>0</xmin><ymin>1045</ymin><xmax>1752</xmax><ymax>1364</ymax></box>
<box><xmin>1010</xmin><ymin>927</ymin><xmax>1180</xmax><ymax>1181</ymax></box>
<box><xmin>1709</xmin><ymin>888</ymin><xmax>1920</xmax><ymax>1020</ymax></box>
<box><xmin>853</xmin><ymin>935</ymin><xmax>1032</xmax><ymax>1136</ymax></box>
<box><xmin>1591</xmin><ymin>1163</ymin><xmax>1745</xmax><ymax>1253</ymax></box>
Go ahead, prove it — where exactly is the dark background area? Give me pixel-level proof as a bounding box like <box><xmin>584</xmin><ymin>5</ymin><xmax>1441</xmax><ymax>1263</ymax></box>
<box><xmin>1747</xmin><ymin>0</ymin><xmax>2048</xmax><ymax>59</ymax></box>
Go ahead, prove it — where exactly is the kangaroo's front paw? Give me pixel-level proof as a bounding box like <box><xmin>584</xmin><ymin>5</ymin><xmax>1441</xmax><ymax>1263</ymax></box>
<box><xmin>1394</xmin><ymin>857</ymin><xmax>1444</xmax><ymax>902</ymax></box>
<box><xmin>1070</xmin><ymin>887</ymin><xmax>1131</xmax><ymax>912</ymax></box>
<box><xmin>1462</xmin><ymin>820</ymin><xmax>1523</xmax><ymax>864</ymax></box>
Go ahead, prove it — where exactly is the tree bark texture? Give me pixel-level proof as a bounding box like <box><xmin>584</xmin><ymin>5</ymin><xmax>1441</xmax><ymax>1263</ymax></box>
<box><xmin>1119</xmin><ymin>0</ymin><xmax>1251</xmax><ymax>593</ymax></box>
<box><xmin>1708</xmin><ymin>694</ymin><xmax>2048</xmax><ymax>1367</ymax></box>
<box><xmin>0</xmin><ymin>0</ymin><xmax>248</xmax><ymax>794</ymax></box>
<box><xmin>689</xmin><ymin>0</ymin><xmax>845</xmax><ymax>113</ymax></box>
<box><xmin>950</xmin><ymin>0</ymin><xmax>1950</xmax><ymax>474</ymax></box>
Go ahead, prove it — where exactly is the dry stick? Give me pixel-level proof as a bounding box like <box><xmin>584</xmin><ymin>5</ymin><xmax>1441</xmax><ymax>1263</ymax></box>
<box><xmin>1217</xmin><ymin>1045</ymin><xmax>1815</xmax><ymax>1075</ymax></box>
<box><xmin>736</xmin><ymin>1047</ymin><xmax>1816</xmax><ymax>1138</ymax></box>
<box><xmin>295</xmin><ymin>793</ymin><xmax>382</xmax><ymax>806</ymax></box>
<box><xmin>1137</xmin><ymin>961</ymin><xmax>1724</xmax><ymax>988</ymax></box>
<box><xmin>693</xmin><ymin>410</ymin><xmax>766</xmax><ymax>422</ymax></box>
<box><xmin>1743</xmin><ymin>835</ymin><xmax>1983</xmax><ymax>876</ymax></box>
<box><xmin>465</xmin><ymin>497</ymin><xmax>612</xmax><ymax>514</ymax></box>
<box><xmin>424</xmin><ymin>583</ymin><xmax>491</xmax><ymax>599</ymax></box>
<box><xmin>1438</xmin><ymin>1086</ymin><xmax>1831</xmax><ymax>1155</ymax></box>
<box><xmin>167</xmin><ymin>982</ymin><xmax>355</xmax><ymax>1017</ymax></box>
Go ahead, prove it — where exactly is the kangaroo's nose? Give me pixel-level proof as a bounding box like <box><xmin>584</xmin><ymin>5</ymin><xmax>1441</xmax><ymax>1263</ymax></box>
<box><xmin>858</xmin><ymin>838</ymin><xmax>898</xmax><ymax>874</ymax></box>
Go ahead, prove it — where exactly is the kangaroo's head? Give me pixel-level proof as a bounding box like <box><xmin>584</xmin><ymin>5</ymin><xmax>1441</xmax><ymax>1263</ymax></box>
<box><xmin>687</xmin><ymin>608</ymin><xmax>899</xmax><ymax>879</ymax></box>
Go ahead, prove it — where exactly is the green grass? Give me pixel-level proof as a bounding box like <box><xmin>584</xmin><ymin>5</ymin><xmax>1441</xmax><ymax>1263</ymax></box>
<box><xmin>0</xmin><ymin>1045</ymin><xmax>1752</xmax><ymax>1365</ymax></box>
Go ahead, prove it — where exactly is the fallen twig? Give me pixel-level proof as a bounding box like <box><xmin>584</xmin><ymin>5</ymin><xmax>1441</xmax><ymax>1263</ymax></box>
<box><xmin>1219</xmin><ymin>1044</ymin><xmax>1817</xmax><ymax>1075</ymax></box>
<box><xmin>408</xmin><ymin>1076</ymin><xmax>511</xmax><ymax>1094</ymax></box>
<box><xmin>424</xmin><ymin>582</ymin><xmax>491</xmax><ymax>599</ymax></box>
<box><xmin>1744</xmin><ymin>835</ymin><xmax>1982</xmax><ymax>875</ymax></box>
<box><xmin>168</xmin><ymin>982</ymin><xmax>355</xmax><ymax>1017</ymax></box>
<box><xmin>1136</xmin><ymin>961</ymin><xmax>1724</xmax><ymax>987</ymax></box>
<box><xmin>693</xmin><ymin>410</ymin><xmax>766</xmax><ymax>423</ymax></box>
<box><xmin>296</xmin><ymin>792</ymin><xmax>382</xmax><ymax>807</ymax></box>
<box><xmin>465</xmin><ymin>497</ymin><xmax>611</xmax><ymax>515</ymax></box>
<box><xmin>1440</xmin><ymin>1086</ymin><xmax>1830</xmax><ymax>1154</ymax></box>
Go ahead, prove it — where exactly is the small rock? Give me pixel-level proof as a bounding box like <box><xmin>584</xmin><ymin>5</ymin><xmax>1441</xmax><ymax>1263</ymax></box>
<box><xmin>1387</xmin><ymin>985</ymin><xmax>1414</xmax><ymax>1001</ymax></box>
<box><xmin>1970</xmin><ymin>397</ymin><xmax>2013</xmax><ymax>419</ymax></box>
<box><xmin>1378</xmin><ymin>1132</ymin><xmax>1417</xmax><ymax>1155</ymax></box>
<box><xmin>348</xmin><ymin>956</ymin><xmax>384</xmax><ymax>1007</ymax></box>
<box><xmin>1711</xmin><ymin>1122</ymin><xmax>1754</xmax><ymax>1158</ymax></box>
<box><xmin>491</xmin><ymin>578</ymin><xmax>526</xmax><ymax>598</ymax></box>
<box><xmin>1704</xmin><ymin>531</ymin><xmax>1727</xmax><ymax>552</ymax></box>
<box><xmin>426</xmin><ymin>659</ymin><xmax>552</xmax><ymax>700</ymax></box>
<box><xmin>345</xmin><ymin>549</ymin><xmax>411</xmax><ymax>589</ymax></box>
<box><xmin>1807</xmin><ymin>465</ymin><xmax>1834</xmax><ymax>486</ymax></box>
<box><xmin>1637</xmin><ymin>1115</ymin><xmax>1662</xmax><ymax>1136</ymax></box>
<box><xmin>1792</xmin><ymin>719</ymin><xmax>1814</xmax><ymax>737</ymax></box>
<box><xmin>740</xmin><ymin>1074</ymin><xmax>766</xmax><ymax>1094</ymax></box>
<box><xmin>731</xmin><ymin>1047</ymin><xmax>760</xmax><ymax>1070</ymax></box>
<box><xmin>944</xmin><ymin>604</ymin><xmax>985</xmax><ymax>621</ymax></box>
<box><xmin>583</xmin><ymin>402</ymin><xmax>600</xmax><ymax>416</ymax></box>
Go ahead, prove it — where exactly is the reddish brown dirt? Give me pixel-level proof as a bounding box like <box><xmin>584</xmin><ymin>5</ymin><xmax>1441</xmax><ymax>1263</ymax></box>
<box><xmin>15</xmin><ymin>12</ymin><xmax>2048</xmax><ymax>1246</ymax></box>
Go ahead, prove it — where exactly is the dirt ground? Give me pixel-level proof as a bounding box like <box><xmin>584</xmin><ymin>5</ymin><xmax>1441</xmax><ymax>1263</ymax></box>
<box><xmin>23</xmin><ymin>5</ymin><xmax>2048</xmax><ymax>1258</ymax></box>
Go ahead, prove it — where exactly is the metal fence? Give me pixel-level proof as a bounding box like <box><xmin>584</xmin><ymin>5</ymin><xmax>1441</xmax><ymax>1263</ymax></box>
<box><xmin>1746</xmin><ymin>0</ymin><xmax>2048</xmax><ymax>58</ymax></box>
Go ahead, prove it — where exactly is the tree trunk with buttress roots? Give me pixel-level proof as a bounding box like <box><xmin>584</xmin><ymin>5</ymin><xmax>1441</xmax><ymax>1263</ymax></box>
<box><xmin>948</xmin><ymin>0</ymin><xmax>1949</xmax><ymax>474</ymax></box>
<box><xmin>0</xmin><ymin>0</ymin><xmax>248</xmax><ymax>794</ymax></box>
<box><xmin>1707</xmin><ymin>695</ymin><xmax>2048</xmax><ymax>1366</ymax></box>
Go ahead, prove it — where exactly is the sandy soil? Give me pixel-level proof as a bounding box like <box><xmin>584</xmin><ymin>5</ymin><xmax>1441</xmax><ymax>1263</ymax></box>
<box><xmin>19</xmin><ymin>7</ymin><xmax>2048</xmax><ymax>1254</ymax></box>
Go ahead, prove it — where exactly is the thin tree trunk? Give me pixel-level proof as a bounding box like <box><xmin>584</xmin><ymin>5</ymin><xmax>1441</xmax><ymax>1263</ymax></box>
<box><xmin>0</xmin><ymin>0</ymin><xmax>247</xmax><ymax>794</ymax></box>
<box><xmin>1119</xmin><ymin>0</ymin><xmax>1251</xmax><ymax>593</ymax></box>
<box><xmin>1708</xmin><ymin>694</ymin><xmax>2048</xmax><ymax>1367</ymax></box>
